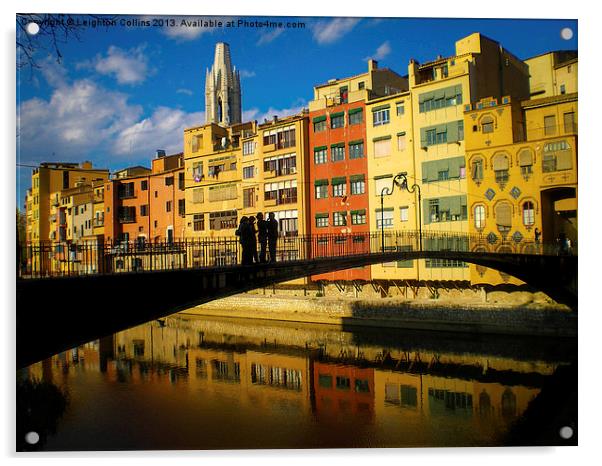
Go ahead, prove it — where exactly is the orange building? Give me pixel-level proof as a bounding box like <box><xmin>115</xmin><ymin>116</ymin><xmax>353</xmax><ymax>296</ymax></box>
<box><xmin>104</xmin><ymin>152</ymin><xmax>186</xmax><ymax>244</ymax></box>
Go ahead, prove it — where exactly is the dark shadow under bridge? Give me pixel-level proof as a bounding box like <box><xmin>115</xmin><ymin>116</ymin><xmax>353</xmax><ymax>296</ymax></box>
<box><xmin>17</xmin><ymin>231</ymin><xmax>577</xmax><ymax>368</ymax></box>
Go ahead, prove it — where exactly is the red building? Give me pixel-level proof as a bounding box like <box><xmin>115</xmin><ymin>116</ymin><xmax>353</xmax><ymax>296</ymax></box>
<box><xmin>307</xmin><ymin>60</ymin><xmax>407</xmax><ymax>282</ymax></box>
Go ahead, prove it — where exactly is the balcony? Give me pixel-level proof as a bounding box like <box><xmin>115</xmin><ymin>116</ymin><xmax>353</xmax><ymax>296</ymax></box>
<box><xmin>93</xmin><ymin>218</ymin><xmax>104</xmax><ymax>228</ymax></box>
<box><xmin>118</xmin><ymin>216</ymin><xmax>136</xmax><ymax>224</ymax></box>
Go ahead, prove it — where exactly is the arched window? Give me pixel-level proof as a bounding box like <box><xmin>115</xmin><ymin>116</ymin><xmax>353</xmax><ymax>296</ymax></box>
<box><xmin>518</xmin><ymin>149</ymin><xmax>534</xmax><ymax>179</ymax></box>
<box><xmin>474</xmin><ymin>204</ymin><xmax>486</xmax><ymax>229</ymax></box>
<box><xmin>492</xmin><ymin>153</ymin><xmax>510</xmax><ymax>188</ymax></box>
<box><xmin>471</xmin><ymin>156</ymin><xmax>484</xmax><ymax>183</ymax></box>
<box><xmin>495</xmin><ymin>201</ymin><xmax>512</xmax><ymax>235</ymax></box>
<box><xmin>501</xmin><ymin>388</ymin><xmax>517</xmax><ymax>419</ymax></box>
<box><xmin>522</xmin><ymin>201</ymin><xmax>535</xmax><ymax>226</ymax></box>
<box><xmin>481</xmin><ymin>115</ymin><xmax>494</xmax><ymax>134</ymax></box>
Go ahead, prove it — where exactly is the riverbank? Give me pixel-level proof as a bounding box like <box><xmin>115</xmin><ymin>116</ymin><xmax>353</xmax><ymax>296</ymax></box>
<box><xmin>180</xmin><ymin>293</ymin><xmax>576</xmax><ymax>338</ymax></box>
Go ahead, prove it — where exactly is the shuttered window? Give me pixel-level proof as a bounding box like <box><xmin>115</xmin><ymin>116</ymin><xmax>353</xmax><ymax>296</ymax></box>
<box><xmin>495</xmin><ymin>202</ymin><xmax>512</xmax><ymax>232</ymax></box>
<box><xmin>374</xmin><ymin>138</ymin><xmax>391</xmax><ymax>158</ymax></box>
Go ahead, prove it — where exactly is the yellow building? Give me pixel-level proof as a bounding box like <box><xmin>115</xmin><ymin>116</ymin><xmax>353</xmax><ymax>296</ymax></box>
<box><xmin>365</xmin><ymin>91</ymin><xmax>420</xmax><ymax>280</ymax></box>
<box><xmin>408</xmin><ymin>32</ymin><xmax>530</xmax><ymax>282</ymax></box>
<box><xmin>184</xmin><ymin>113</ymin><xmax>310</xmax><ymax>267</ymax></box>
<box><xmin>525</xmin><ymin>51</ymin><xmax>578</xmax><ymax>99</ymax></box>
<box><xmin>465</xmin><ymin>92</ymin><xmax>577</xmax><ymax>286</ymax></box>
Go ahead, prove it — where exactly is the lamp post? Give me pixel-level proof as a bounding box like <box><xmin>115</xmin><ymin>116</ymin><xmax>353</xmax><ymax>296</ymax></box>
<box><xmin>380</xmin><ymin>173</ymin><xmax>406</xmax><ymax>253</ymax></box>
<box><xmin>397</xmin><ymin>172</ymin><xmax>422</xmax><ymax>251</ymax></box>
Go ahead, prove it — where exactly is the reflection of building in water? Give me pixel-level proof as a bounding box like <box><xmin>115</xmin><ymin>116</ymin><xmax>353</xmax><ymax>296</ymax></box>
<box><xmin>313</xmin><ymin>362</ymin><xmax>375</xmax><ymax>422</ymax></box>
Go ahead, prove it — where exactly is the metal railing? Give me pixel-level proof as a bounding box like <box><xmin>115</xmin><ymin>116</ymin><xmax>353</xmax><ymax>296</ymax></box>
<box><xmin>17</xmin><ymin>230</ymin><xmax>575</xmax><ymax>279</ymax></box>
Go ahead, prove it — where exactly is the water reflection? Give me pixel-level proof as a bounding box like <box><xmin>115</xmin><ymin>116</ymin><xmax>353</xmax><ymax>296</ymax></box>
<box><xmin>19</xmin><ymin>315</ymin><xmax>576</xmax><ymax>450</ymax></box>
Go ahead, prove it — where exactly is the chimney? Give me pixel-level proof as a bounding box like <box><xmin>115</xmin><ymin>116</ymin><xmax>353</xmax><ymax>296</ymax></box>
<box><xmin>368</xmin><ymin>59</ymin><xmax>378</xmax><ymax>71</ymax></box>
<box><xmin>273</xmin><ymin>115</ymin><xmax>278</xmax><ymax>123</ymax></box>
<box><xmin>156</xmin><ymin>149</ymin><xmax>166</xmax><ymax>158</ymax></box>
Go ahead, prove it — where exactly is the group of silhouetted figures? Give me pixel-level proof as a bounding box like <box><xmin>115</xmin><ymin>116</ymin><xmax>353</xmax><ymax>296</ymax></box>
<box><xmin>235</xmin><ymin>212</ymin><xmax>279</xmax><ymax>265</ymax></box>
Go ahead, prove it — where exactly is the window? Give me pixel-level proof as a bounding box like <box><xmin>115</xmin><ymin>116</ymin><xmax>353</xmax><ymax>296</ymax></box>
<box><xmin>481</xmin><ymin>116</ymin><xmax>494</xmax><ymax>134</ymax></box>
<box><xmin>349</xmin><ymin>108</ymin><xmax>363</xmax><ymax>125</ymax></box>
<box><xmin>193</xmin><ymin>214</ymin><xmax>204</xmax><ymax>231</ymax></box>
<box><xmin>438</xmin><ymin>169</ymin><xmax>449</xmax><ymax>181</ymax></box>
<box><xmin>331</xmin><ymin>113</ymin><xmax>345</xmax><ymax>129</ymax></box>
<box><xmin>209</xmin><ymin>210</ymin><xmax>237</xmax><ymax>230</ymax></box>
<box><xmin>243</xmin><ymin>166</ymin><xmax>255</xmax><ymax>179</ymax></box>
<box><xmin>118</xmin><ymin>206</ymin><xmax>136</xmax><ymax>223</ymax></box>
<box><xmin>166</xmin><ymin>200</ymin><xmax>172</xmax><ymax>212</ymax></box>
<box><xmin>375</xmin><ymin>176</ymin><xmax>392</xmax><ymax>196</ymax></box>
<box><xmin>315</xmin><ymin>182</ymin><xmax>328</xmax><ymax>199</ymax></box>
<box><xmin>471</xmin><ymin>157</ymin><xmax>484</xmax><ymax>182</ymax></box>
<box><xmin>351</xmin><ymin>210</ymin><xmax>366</xmax><ymax>225</ymax></box>
<box><xmin>243</xmin><ymin>140</ymin><xmax>255</xmax><ymax>156</ymax></box>
<box><xmin>560</xmin><ymin>84</ymin><xmax>566</xmax><ymax>95</ymax></box>
<box><xmin>264</xmin><ymin>180</ymin><xmax>297</xmax><ymax>205</ymax></box>
<box><xmin>518</xmin><ymin>149</ymin><xmax>534</xmax><ymax>179</ymax></box>
<box><xmin>263</xmin><ymin>153</ymin><xmax>296</xmax><ymax>176</ymax></box>
<box><xmin>495</xmin><ymin>202</ymin><xmax>512</xmax><ymax>235</ymax></box>
<box><xmin>563</xmin><ymin>112</ymin><xmax>576</xmax><ymax>133</ymax></box>
<box><xmin>331</xmin><ymin>145</ymin><xmax>345</xmax><ymax>162</ymax></box>
<box><xmin>397</xmin><ymin>132</ymin><xmax>406</xmax><ymax>151</ymax></box>
<box><xmin>165</xmin><ymin>176</ymin><xmax>174</xmax><ymax>186</ymax></box>
<box><xmin>314</xmin><ymin>147</ymin><xmax>327</xmax><ymax>164</ymax></box>
<box><xmin>522</xmin><ymin>201</ymin><xmax>535</xmax><ymax>226</ymax></box>
<box><xmin>474</xmin><ymin>205</ymin><xmax>485</xmax><ymax>229</ymax></box>
<box><xmin>375</xmin><ymin>209</ymin><xmax>394</xmax><ymax>229</ymax></box>
<box><xmin>332</xmin><ymin>178</ymin><xmax>346</xmax><ymax>197</ymax></box>
<box><xmin>140</xmin><ymin>204</ymin><xmax>149</xmax><ymax>216</ymax></box>
<box><xmin>178</xmin><ymin>199</ymin><xmax>185</xmax><ymax>217</ymax></box>
<box><xmin>396</xmin><ymin>102</ymin><xmax>405</xmax><ymax>116</ymax></box>
<box><xmin>426</xmin><ymin>128</ymin><xmax>436</xmax><ymax>146</ymax></box>
<box><xmin>243</xmin><ymin>187</ymin><xmax>255</xmax><ymax>208</ymax></box>
<box><xmin>349</xmin><ymin>141</ymin><xmax>364</xmax><ymax>159</ymax></box>
<box><xmin>424</xmin><ymin>196</ymin><xmax>467</xmax><ymax>224</ymax></box>
<box><xmin>263</xmin><ymin>125</ymin><xmax>296</xmax><ymax>149</ymax></box>
<box><xmin>333</xmin><ymin>211</ymin><xmax>347</xmax><ymax>226</ymax></box>
<box><xmin>191</xmin><ymin>134</ymin><xmax>202</xmax><ymax>152</ymax></box>
<box><xmin>314</xmin><ymin>119</ymin><xmax>326</xmax><ymax>133</ymax></box>
<box><xmin>192</xmin><ymin>188</ymin><xmax>204</xmax><ymax>204</ymax></box>
<box><xmin>118</xmin><ymin>182</ymin><xmax>135</xmax><ymax>199</ymax></box>
<box><xmin>315</xmin><ymin>214</ymin><xmax>329</xmax><ymax>228</ymax></box>
<box><xmin>208</xmin><ymin>184</ymin><xmax>237</xmax><ymax>202</ymax></box>
<box><xmin>419</xmin><ymin>85</ymin><xmax>462</xmax><ymax>112</ymax></box>
<box><xmin>373</xmin><ymin>107</ymin><xmax>390</xmax><ymax>126</ymax></box>
<box><xmin>543</xmin><ymin>140</ymin><xmax>572</xmax><ymax>172</ymax></box>
<box><xmin>141</xmin><ymin>180</ymin><xmax>148</xmax><ymax>191</ymax></box>
<box><xmin>178</xmin><ymin>172</ymin><xmax>185</xmax><ymax>190</ymax></box>
<box><xmin>492</xmin><ymin>153</ymin><xmax>510</xmax><ymax>187</ymax></box>
<box><xmin>192</xmin><ymin>162</ymin><xmax>203</xmax><ymax>181</ymax></box>
<box><xmin>336</xmin><ymin>376</ymin><xmax>351</xmax><ymax>390</ymax></box>
<box><xmin>350</xmin><ymin>176</ymin><xmax>365</xmax><ymax>195</ymax></box>
<box><xmin>374</xmin><ymin>138</ymin><xmax>391</xmax><ymax>158</ymax></box>
<box><xmin>63</xmin><ymin>170</ymin><xmax>69</xmax><ymax>189</ymax></box>
<box><xmin>339</xmin><ymin>86</ymin><xmax>348</xmax><ymax>104</ymax></box>
<box><xmin>358</xmin><ymin>81</ymin><xmax>365</xmax><ymax>90</ymax></box>
<box><xmin>400</xmin><ymin>206</ymin><xmax>409</xmax><ymax>222</ymax></box>
<box><xmin>544</xmin><ymin>115</ymin><xmax>556</xmax><ymax>136</ymax></box>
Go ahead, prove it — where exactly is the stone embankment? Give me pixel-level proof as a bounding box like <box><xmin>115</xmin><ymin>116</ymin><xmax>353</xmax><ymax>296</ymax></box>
<box><xmin>180</xmin><ymin>293</ymin><xmax>576</xmax><ymax>338</ymax></box>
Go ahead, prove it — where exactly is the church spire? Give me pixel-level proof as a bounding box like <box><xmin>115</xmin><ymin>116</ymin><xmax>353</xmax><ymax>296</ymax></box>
<box><xmin>204</xmin><ymin>43</ymin><xmax>242</xmax><ymax>126</ymax></box>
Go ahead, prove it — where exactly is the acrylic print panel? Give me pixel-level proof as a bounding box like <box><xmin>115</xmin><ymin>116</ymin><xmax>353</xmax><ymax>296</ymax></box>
<box><xmin>16</xmin><ymin>12</ymin><xmax>578</xmax><ymax>452</ymax></box>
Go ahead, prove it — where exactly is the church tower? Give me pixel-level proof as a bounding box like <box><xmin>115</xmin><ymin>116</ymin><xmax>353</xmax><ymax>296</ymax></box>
<box><xmin>205</xmin><ymin>43</ymin><xmax>242</xmax><ymax>126</ymax></box>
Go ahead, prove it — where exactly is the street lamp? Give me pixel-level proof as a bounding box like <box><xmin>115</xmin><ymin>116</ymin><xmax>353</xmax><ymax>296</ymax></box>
<box><xmin>397</xmin><ymin>172</ymin><xmax>422</xmax><ymax>251</ymax></box>
<box><xmin>379</xmin><ymin>173</ymin><xmax>406</xmax><ymax>253</ymax></box>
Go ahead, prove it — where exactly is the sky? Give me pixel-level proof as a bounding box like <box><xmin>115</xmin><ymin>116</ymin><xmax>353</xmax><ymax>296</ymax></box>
<box><xmin>15</xmin><ymin>14</ymin><xmax>578</xmax><ymax>207</ymax></box>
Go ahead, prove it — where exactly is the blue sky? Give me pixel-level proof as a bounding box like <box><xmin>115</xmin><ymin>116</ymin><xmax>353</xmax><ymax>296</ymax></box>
<box><xmin>16</xmin><ymin>14</ymin><xmax>577</xmax><ymax>207</ymax></box>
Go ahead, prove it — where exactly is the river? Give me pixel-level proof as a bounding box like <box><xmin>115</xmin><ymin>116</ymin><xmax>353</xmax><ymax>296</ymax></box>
<box><xmin>16</xmin><ymin>313</ymin><xmax>577</xmax><ymax>450</ymax></box>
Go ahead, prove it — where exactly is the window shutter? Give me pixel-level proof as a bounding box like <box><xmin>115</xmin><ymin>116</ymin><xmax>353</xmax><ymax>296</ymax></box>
<box><xmin>423</xmin><ymin>199</ymin><xmax>431</xmax><ymax>225</ymax></box>
<box><xmin>495</xmin><ymin>203</ymin><xmax>512</xmax><ymax>227</ymax></box>
<box><xmin>374</xmin><ymin>139</ymin><xmax>391</xmax><ymax>157</ymax></box>
<box><xmin>556</xmin><ymin>151</ymin><xmax>573</xmax><ymax>170</ymax></box>
<box><xmin>420</xmin><ymin>127</ymin><xmax>427</xmax><ymax>146</ymax></box>
<box><xmin>447</xmin><ymin>121</ymin><xmax>459</xmax><ymax>142</ymax></box>
<box><xmin>493</xmin><ymin>154</ymin><xmax>509</xmax><ymax>171</ymax></box>
<box><xmin>449</xmin><ymin>156</ymin><xmax>464</xmax><ymax>178</ymax></box>
<box><xmin>449</xmin><ymin>196</ymin><xmax>462</xmax><ymax>216</ymax></box>
<box><xmin>518</xmin><ymin>149</ymin><xmax>533</xmax><ymax>166</ymax></box>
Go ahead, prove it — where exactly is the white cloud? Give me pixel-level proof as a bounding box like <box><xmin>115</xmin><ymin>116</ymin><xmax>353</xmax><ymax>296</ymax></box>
<box><xmin>176</xmin><ymin>88</ymin><xmax>194</xmax><ymax>95</ymax></box>
<box><xmin>84</xmin><ymin>45</ymin><xmax>150</xmax><ymax>85</ymax></box>
<box><xmin>257</xmin><ymin>28</ymin><xmax>284</xmax><ymax>45</ymax></box>
<box><xmin>243</xmin><ymin>100</ymin><xmax>307</xmax><ymax>123</ymax></box>
<box><xmin>364</xmin><ymin>41</ymin><xmax>392</xmax><ymax>61</ymax></box>
<box><xmin>312</xmin><ymin>18</ymin><xmax>360</xmax><ymax>45</ymax></box>
<box><xmin>239</xmin><ymin>70</ymin><xmax>256</xmax><ymax>79</ymax></box>
<box><xmin>40</xmin><ymin>59</ymin><xmax>68</xmax><ymax>88</ymax></box>
<box><xmin>113</xmin><ymin>107</ymin><xmax>204</xmax><ymax>157</ymax></box>
<box><xmin>17</xmin><ymin>79</ymin><xmax>143</xmax><ymax>162</ymax></box>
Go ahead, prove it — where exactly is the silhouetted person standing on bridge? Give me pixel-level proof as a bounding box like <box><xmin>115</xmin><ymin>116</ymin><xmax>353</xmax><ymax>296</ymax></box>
<box><xmin>248</xmin><ymin>216</ymin><xmax>259</xmax><ymax>264</ymax></box>
<box><xmin>267</xmin><ymin>212</ymin><xmax>278</xmax><ymax>263</ymax></box>
<box><xmin>534</xmin><ymin>227</ymin><xmax>542</xmax><ymax>253</ymax></box>
<box><xmin>256</xmin><ymin>212</ymin><xmax>268</xmax><ymax>263</ymax></box>
<box><xmin>236</xmin><ymin>216</ymin><xmax>253</xmax><ymax>265</ymax></box>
